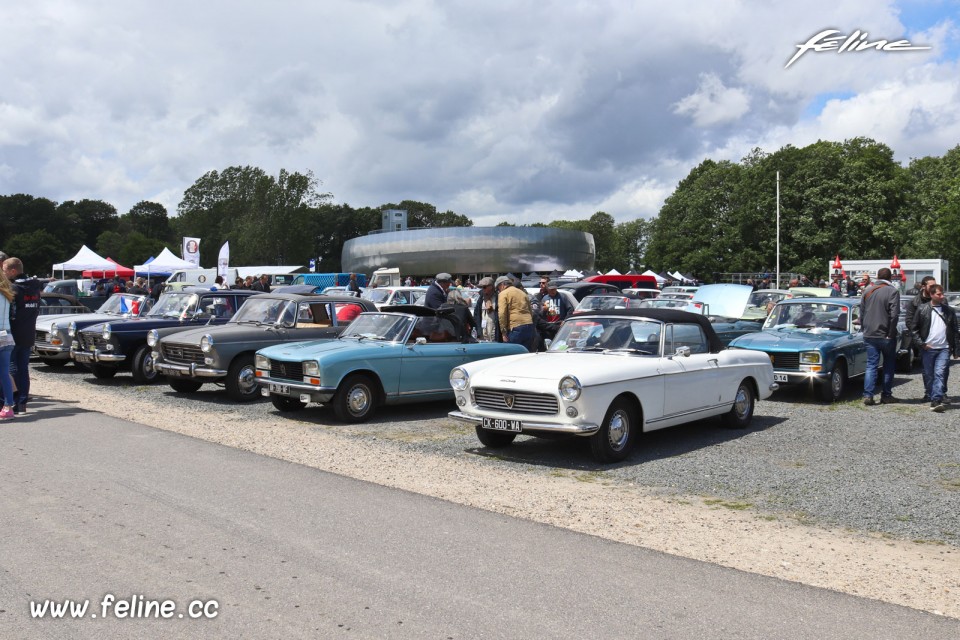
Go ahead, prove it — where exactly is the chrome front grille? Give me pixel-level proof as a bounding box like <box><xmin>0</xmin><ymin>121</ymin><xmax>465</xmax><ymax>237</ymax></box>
<box><xmin>76</xmin><ymin>333</ymin><xmax>109</xmax><ymax>351</ymax></box>
<box><xmin>36</xmin><ymin>330</ymin><xmax>48</xmax><ymax>344</ymax></box>
<box><xmin>474</xmin><ymin>388</ymin><xmax>559</xmax><ymax>415</ymax></box>
<box><xmin>269</xmin><ymin>360</ymin><xmax>303</xmax><ymax>381</ymax></box>
<box><xmin>162</xmin><ymin>343</ymin><xmax>205</xmax><ymax>366</ymax></box>
<box><xmin>771</xmin><ymin>352</ymin><xmax>800</xmax><ymax>370</ymax></box>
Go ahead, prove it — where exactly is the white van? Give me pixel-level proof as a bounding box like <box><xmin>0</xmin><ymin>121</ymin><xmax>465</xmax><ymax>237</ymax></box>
<box><xmin>164</xmin><ymin>268</ymin><xmax>239</xmax><ymax>290</ymax></box>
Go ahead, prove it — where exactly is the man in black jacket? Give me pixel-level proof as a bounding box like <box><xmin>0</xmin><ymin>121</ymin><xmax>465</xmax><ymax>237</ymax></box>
<box><xmin>911</xmin><ymin>284</ymin><xmax>957</xmax><ymax>412</ymax></box>
<box><xmin>860</xmin><ymin>267</ymin><xmax>900</xmax><ymax>406</ymax></box>
<box><xmin>2</xmin><ymin>257</ymin><xmax>42</xmax><ymax>413</ymax></box>
<box><xmin>424</xmin><ymin>273</ymin><xmax>451</xmax><ymax>310</ymax></box>
<box><xmin>905</xmin><ymin>276</ymin><xmax>936</xmax><ymax>397</ymax></box>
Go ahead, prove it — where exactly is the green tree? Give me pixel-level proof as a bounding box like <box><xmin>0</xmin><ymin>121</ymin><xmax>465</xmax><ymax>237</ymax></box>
<box><xmin>0</xmin><ymin>195</ymin><xmax>58</xmax><ymax>251</ymax></box>
<box><xmin>3</xmin><ymin>229</ymin><xmax>64</xmax><ymax>276</ymax></box>
<box><xmin>380</xmin><ymin>200</ymin><xmax>472</xmax><ymax>228</ymax></box>
<box><xmin>122</xmin><ymin>201</ymin><xmax>172</xmax><ymax>241</ymax></box>
<box><xmin>57</xmin><ymin>199</ymin><xmax>119</xmax><ymax>249</ymax></box>
<box><xmin>96</xmin><ymin>230</ymin><xmax>125</xmax><ymax>261</ymax></box>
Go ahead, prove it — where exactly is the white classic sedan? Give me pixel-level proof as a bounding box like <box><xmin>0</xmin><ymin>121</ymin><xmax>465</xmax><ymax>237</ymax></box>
<box><xmin>448</xmin><ymin>308</ymin><xmax>778</xmax><ymax>463</ymax></box>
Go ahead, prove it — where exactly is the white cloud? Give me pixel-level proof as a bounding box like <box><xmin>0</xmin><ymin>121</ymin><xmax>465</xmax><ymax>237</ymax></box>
<box><xmin>674</xmin><ymin>73</ymin><xmax>751</xmax><ymax>127</ymax></box>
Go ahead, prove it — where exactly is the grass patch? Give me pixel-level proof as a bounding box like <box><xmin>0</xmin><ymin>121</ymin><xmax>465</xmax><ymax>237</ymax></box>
<box><xmin>912</xmin><ymin>539</ymin><xmax>947</xmax><ymax>546</ymax></box>
<box><xmin>703</xmin><ymin>498</ymin><xmax>753</xmax><ymax>511</ymax></box>
<box><xmin>894</xmin><ymin>515</ymin><xmax>913</xmax><ymax>522</ymax></box>
<box><xmin>572</xmin><ymin>471</ymin><xmax>611</xmax><ymax>483</ymax></box>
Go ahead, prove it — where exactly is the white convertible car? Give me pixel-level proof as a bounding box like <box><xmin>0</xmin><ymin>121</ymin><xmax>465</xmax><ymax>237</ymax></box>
<box><xmin>448</xmin><ymin>308</ymin><xmax>778</xmax><ymax>463</ymax></box>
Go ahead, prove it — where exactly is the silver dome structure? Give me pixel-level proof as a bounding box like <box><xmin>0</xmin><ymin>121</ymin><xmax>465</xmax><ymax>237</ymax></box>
<box><xmin>342</xmin><ymin>226</ymin><xmax>595</xmax><ymax>275</ymax></box>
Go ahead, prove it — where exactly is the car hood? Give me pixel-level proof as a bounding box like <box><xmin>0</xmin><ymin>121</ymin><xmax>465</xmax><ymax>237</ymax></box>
<box><xmin>730</xmin><ymin>328</ymin><xmax>848</xmax><ymax>350</ymax></box>
<box><xmin>691</xmin><ymin>284</ymin><xmax>754</xmax><ymax>319</ymax></box>
<box><xmin>258</xmin><ymin>337</ymin><xmax>395</xmax><ymax>361</ymax></box>
<box><xmin>36</xmin><ymin>312</ymin><xmax>102</xmax><ymax>331</ymax></box>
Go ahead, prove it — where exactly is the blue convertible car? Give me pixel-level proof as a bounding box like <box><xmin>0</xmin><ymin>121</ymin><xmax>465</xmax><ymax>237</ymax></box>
<box><xmin>728</xmin><ymin>298</ymin><xmax>866</xmax><ymax>402</ymax></box>
<box><xmin>255</xmin><ymin>306</ymin><xmax>528</xmax><ymax>422</ymax></box>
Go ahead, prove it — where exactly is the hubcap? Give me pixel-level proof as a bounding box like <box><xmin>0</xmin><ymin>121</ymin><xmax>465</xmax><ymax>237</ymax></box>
<box><xmin>238</xmin><ymin>366</ymin><xmax>256</xmax><ymax>395</ymax></box>
<box><xmin>347</xmin><ymin>385</ymin><xmax>371</xmax><ymax>416</ymax></box>
<box><xmin>142</xmin><ymin>353</ymin><xmax>156</xmax><ymax>379</ymax></box>
<box><xmin>832</xmin><ymin>370</ymin><xmax>843</xmax><ymax>396</ymax></box>
<box><xmin>607</xmin><ymin>409</ymin><xmax>629</xmax><ymax>450</ymax></box>
<box><xmin>734</xmin><ymin>386</ymin><xmax>751</xmax><ymax>419</ymax></box>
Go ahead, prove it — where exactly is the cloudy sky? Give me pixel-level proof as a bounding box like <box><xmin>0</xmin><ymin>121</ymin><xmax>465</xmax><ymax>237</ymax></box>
<box><xmin>1</xmin><ymin>0</ymin><xmax>957</xmax><ymax>226</ymax></box>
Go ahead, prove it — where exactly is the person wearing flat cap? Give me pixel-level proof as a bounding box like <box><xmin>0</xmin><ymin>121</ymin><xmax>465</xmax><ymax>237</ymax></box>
<box><xmin>473</xmin><ymin>276</ymin><xmax>501</xmax><ymax>341</ymax></box>
<box><xmin>538</xmin><ymin>280</ymin><xmax>572</xmax><ymax>341</ymax></box>
<box><xmin>496</xmin><ymin>276</ymin><xmax>536</xmax><ymax>352</ymax></box>
<box><xmin>424</xmin><ymin>272</ymin><xmax>452</xmax><ymax>309</ymax></box>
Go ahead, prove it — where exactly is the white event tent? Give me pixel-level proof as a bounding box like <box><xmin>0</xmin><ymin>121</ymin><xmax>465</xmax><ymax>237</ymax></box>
<box><xmin>52</xmin><ymin>245</ymin><xmax>118</xmax><ymax>277</ymax></box>
<box><xmin>134</xmin><ymin>247</ymin><xmax>199</xmax><ymax>276</ymax></box>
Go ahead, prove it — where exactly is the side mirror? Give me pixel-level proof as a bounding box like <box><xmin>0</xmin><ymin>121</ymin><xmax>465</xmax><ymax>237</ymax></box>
<box><xmin>415</xmin><ymin>337</ymin><xmax>427</xmax><ymax>345</ymax></box>
<box><xmin>674</xmin><ymin>346</ymin><xmax>691</xmax><ymax>358</ymax></box>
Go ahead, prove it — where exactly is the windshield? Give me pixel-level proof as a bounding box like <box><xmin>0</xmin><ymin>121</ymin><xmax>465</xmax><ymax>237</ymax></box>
<box><xmin>232</xmin><ymin>298</ymin><xmax>296</xmax><ymax>325</ymax></box>
<box><xmin>341</xmin><ymin>313</ymin><xmax>413</xmax><ymax>341</ymax></box>
<box><xmin>361</xmin><ymin>289</ymin><xmax>393</xmax><ymax>304</ymax></box>
<box><xmin>763</xmin><ymin>302</ymin><xmax>851</xmax><ymax>331</ymax></box>
<box><xmin>96</xmin><ymin>293</ymin><xmax>151</xmax><ymax>315</ymax></box>
<box><xmin>575</xmin><ymin>295</ymin><xmax>642</xmax><ymax>314</ymax></box>
<box><xmin>639</xmin><ymin>298</ymin><xmax>691</xmax><ymax>309</ymax></box>
<box><xmin>549</xmin><ymin>317</ymin><xmax>663</xmax><ymax>355</ymax></box>
<box><xmin>148</xmin><ymin>292</ymin><xmax>199</xmax><ymax>318</ymax></box>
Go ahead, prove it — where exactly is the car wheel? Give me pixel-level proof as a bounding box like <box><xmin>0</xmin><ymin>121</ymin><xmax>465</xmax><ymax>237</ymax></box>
<box><xmin>817</xmin><ymin>361</ymin><xmax>847</xmax><ymax>402</ymax></box>
<box><xmin>40</xmin><ymin>358</ymin><xmax>68</xmax><ymax>369</ymax></box>
<box><xmin>131</xmin><ymin>344</ymin><xmax>160</xmax><ymax>384</ymax></box>
<box><xmin>226</xmin><ymin>354</ymin><xmax>259</xmax><ymax>402</ymax></box>
<box><xmin>474</xmin><ymin>425</ymin><xmax>518</xmax><ymax>448</ymax></box>
<box><xmin>271</xmin><ymin>394</ymin><xmax>305</xmax><ymax>412</ymax></box>
<box><xmin>90</xmin><ymin>364</ymin><xmax>117</xmax><ymax>379</ymax></box>
<box><xmin>590</xmin><ymin>398</ymin><xmax>637</xmax><ymax>463</ymax></box>
<box><xmin>333</xmin><ymin>374</ymin><xmax>379</xmax><ymax>423</ymax></box>
<box><xmin>721</xmin><ymin>379</ymin><xmax>755</xmax><ymax>429</ymax></box>
<box><xmin>169</xmin><ymin>379</ymin><xmax>203</xmax><ymax>393</ymax></box>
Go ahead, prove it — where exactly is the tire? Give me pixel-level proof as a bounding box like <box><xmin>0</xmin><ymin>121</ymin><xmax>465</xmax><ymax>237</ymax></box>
<box><xmin>131</xmin><ymin>344</ymin><xmax>160</xmax><ymax>384</ymax></box>
<box><xmin>40</xmin><ymin>358</ymin><xmax>69</xmax><ymax>369</ymax></box>
<box><xmin>90</xmin><ymin>364</ymin><xmax>117</xmax><ymax>379</ymax></box>
<box><xmin>721</xmin><ymin>379</ymin><xmax>755</xmax><ymax>429</ymax></box>
<box><xmin>817</xmin><ymin>361</ymin><xmax>847</xmax><ymax>402</ymax></box>
<box><xmin>169</xmin><ymin>378</ymin><xmax>203</xmax><ymax>393</ymax></box>
<box><xmin>225</xmin><ymin>354</ymin><xmax>259</xmax><ymax>402</ymax></box>
<box><xmin>333</xmin><ymin>374</ymin><xmax>379</xmax><ymax>423</ymax></box>
<box><xmin>474</xmin><ymin>425</ymin><xmax>518</xmax><ymax>448</ymax></box>
<box><xmin>590</xmin><ymin>398</ymin><xmax>637</xmax><ymax>463</ymax></box>
<box><xmin>271</xmin><ymin>394</ymin><xmax>305</xmax><ymax>412</ymax></box>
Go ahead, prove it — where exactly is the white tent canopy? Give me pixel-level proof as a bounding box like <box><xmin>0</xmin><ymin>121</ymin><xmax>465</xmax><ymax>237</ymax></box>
<box><xmin>563</xmin><ymin>269</ymin><xmax>584</xmax><ymax>279</ymax></box>
<box><xmin>642</xmin><ymin>269</ymin><xmax>667</xmax><ymax>283</ymax></box>
<box><xmin>134</xmin><ymin>247</ymin><xmax>198</xmax><ymax>274</ymax></box>
<box><xmin>236</xmin><ymin>265</ymin><xmax>302</xmax><ymax>278</ymax></box>
<box><xmin>604</xmin><ymin>268</ymin><xmax>622</xmax><ymax>275</ymax></box>
<box><xmin>52</xmin><ymin>245</ymin><xmax>115</xmax><ymax>272</ymax></box>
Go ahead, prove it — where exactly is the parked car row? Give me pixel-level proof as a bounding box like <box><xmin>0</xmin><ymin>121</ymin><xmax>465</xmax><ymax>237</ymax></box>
<box><xmin>32</xmin><ymin>281</ymin><xmax>942</xmax><ymax>463</ymax></box>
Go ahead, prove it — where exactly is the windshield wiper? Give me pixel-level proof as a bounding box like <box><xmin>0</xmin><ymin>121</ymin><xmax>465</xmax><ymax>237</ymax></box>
<box><xmin>607</xmin><ymin>347</ymin><xmax>654</xmax><ymax>355</ymax></box>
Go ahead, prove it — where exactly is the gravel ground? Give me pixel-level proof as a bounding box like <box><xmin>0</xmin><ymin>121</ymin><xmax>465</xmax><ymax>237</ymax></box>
<box><xmin>14</xmin><ymin>360</ymin><xmax>960</xmax><ymax>618</ymax></box>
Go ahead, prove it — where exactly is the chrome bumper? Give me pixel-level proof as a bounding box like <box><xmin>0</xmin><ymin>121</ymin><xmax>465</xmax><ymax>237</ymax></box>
<box><xmin>255</xmin><ymin>375</ymin><xmax>336</xmax><ymax>403</ymax></box>
<box><xmin>448</xmin><ymin>411</ymin><xmax>600</xmax><ymax>436</ymax></box>
<box><xmin>72</xmin><ymin>349</ymin><xmax>126</xmax><ymax>363</ymax></box>
<box><xmin>155</xmin><ymin>361</ymin><xmax>227</xmax><ymax>378</ymax></box>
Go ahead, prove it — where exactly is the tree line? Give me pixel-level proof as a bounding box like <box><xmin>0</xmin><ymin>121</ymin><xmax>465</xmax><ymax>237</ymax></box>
<box><xmin>1</xmin><ymin>137</ymin><xmax>958</xmax><ymax>282</ymax></box>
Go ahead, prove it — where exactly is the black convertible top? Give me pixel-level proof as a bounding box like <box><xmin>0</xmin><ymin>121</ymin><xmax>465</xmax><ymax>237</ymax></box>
<box><xmin>572</xmin><ymin>308</ymin><xmax>724</xmax><ymax>353</ymax></box>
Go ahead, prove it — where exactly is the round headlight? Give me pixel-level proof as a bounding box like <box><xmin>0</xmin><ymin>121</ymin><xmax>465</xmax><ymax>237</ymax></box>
<box><xmin>102</xmin><ymin>324</ymin><xmax>112</xmax><ymax>340</ymax></box>
<box><xmin>68</xmin><ymin>321</ymin><xmax>77</xmax><ymax>337</ymax></box>
<box><xmin>146</xmin><ymin>330</ymin><xmax>159</xmax><ymax>347</ymax></box>
<box><xmin>50</xmin><ymin>323</ymin><xmax>60</xmax><ymax>337</ymax></box>
<box><xmin>450</xmin><ymin>367</ymin><xmax>469</xmax><ymax>391</ymax></box>
<box><xmin>200</xmin><ymin>334</ymin><xmax>214</xmax><ymax>353</ymax></box>
<box><xmin>559</xmin><ymin>375</ymin><xmax>582</xmax><ymax>401</ymax></box>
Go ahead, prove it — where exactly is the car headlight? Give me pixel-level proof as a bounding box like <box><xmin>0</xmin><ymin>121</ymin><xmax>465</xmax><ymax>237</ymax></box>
<box><xmin>146</xmin><ymin>330</ymin><xmax>159</xmax><ymax>347</ymax></box>
<box><xmin>200</xmin><ymin>334</ymin><xmax>214</xmax><ymax>353</ymax></box>
<box><xmin>50</xmin><ymin>323</ymin><xmax>60</xmax><ymax>337</ymax></box>
<box><xmin>68</xmin><ymin>321</ymin><xmax>77</xmax><ymax>337</ymax></box>
<box><xmin>102</xmin><ymin>324</ymin><xmax>112</xmax><ymax>340</ymax></box>
<box><xmin>450</xmin><ymin>367</ymin><xmax>469</xmax><ymax>391</ymax></box>
<box><xmin>559</xmin><ymin>375</ymin><xmax>582</xmax><ymax>401</ymax></box>
<box><xmin>800</xmin><ymin>352</ymin><xmax>821</xmax><ymax>364</ymax></box>
<box><xmin>255</xmin><ymin>354</ymin><xmax>270</xmax><ymax>369</ymax></box>
<box><xmin>303</xmin><ymin>361</ymin><xmax>320</xmax><ymax>376</ymax></box>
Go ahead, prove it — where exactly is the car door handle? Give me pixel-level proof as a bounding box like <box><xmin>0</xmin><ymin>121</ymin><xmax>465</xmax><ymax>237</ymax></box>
<box><xmin>708</xmin><ymin>358</ymin><xmax>719</xmax><ymax>366</ymax></box>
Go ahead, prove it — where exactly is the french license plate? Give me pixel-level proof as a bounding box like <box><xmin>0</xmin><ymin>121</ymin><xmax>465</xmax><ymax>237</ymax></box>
<box><xmin>773</xmin><ymin>373</ymin><xmax>789</xmax><ymax>382</ymax></box>
<box><xmin>166</xmin><ymin>369</ymin><xmax>181</xmax><ymax>376</ymax></box>
<box><xmin>269</xmin><ymin>383</ymin><xmax>290</xmax><ymax>395</ymax></box>
<box><xmin>74</xmin><ymin>353</ymin><xmax>92</xmax><ymax>363</ymax></box>
<box><xmin>482</xmin><ymin>417</ymin><xmax>523</xmax><ymax>432</ymax></box>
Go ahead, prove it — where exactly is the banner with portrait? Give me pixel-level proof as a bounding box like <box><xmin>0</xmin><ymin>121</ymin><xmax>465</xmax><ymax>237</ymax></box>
<box><xmin>182</xmin><ymin>237</ymin><xmax>201</xmax><ymax>267</ymax></box>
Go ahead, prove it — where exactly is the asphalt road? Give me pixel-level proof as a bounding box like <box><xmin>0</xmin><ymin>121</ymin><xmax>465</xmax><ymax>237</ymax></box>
<box><xmin>1</xmin><ymin>406</ymin><xmax>957</xmax><ymax>639</ymax></box>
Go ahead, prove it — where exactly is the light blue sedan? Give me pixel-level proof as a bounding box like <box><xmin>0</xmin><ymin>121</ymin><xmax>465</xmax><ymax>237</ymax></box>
<box><xmin>728</xmin><ymin>298</ymin><xmax>867</xmax><ymax>402</ymax></box>
<box><xmin>255</xmin><ymin>306</ymin><xmax>528</xmax><ymax>422</ymax></box>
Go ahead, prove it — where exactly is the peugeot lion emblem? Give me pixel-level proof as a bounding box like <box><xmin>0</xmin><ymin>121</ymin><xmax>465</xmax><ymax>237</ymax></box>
<box><xmin>278</xmin><ymin>363</ymin><xmax>287</xmax><ymax>377</ymax></box>
<box><xmin>503</xmin><ymin>393</ymin><xmax>514</xmax><ymax>409</ymax></box>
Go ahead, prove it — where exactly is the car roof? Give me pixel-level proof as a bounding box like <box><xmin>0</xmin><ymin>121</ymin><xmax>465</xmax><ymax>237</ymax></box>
<box><xmin>571</xmin><ymin>308</ymin><xmax>724</xmax><ymax>353</ymax></box>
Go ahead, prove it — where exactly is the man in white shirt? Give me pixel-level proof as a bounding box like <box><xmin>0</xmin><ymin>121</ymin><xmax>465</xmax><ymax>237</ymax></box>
<box><xmin>911</xmin><ymin>284</ymin><xmax>958</xmax><ymax>412</ymax></box>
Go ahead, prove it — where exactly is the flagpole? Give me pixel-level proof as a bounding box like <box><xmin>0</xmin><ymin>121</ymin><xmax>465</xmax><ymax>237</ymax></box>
<box><xmin>776</xmin><ymin>171</ymin><xmax>780</xmax><ymax>288</ymax></box>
